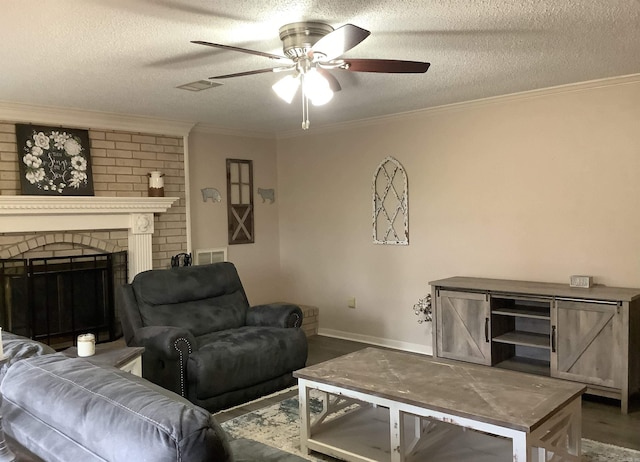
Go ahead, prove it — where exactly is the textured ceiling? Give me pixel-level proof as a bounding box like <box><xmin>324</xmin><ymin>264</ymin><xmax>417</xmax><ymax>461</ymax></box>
<box><xmin>1</xmin><ymin>1</ymin><xmax>639</xmax><ymax>136</ymax></box>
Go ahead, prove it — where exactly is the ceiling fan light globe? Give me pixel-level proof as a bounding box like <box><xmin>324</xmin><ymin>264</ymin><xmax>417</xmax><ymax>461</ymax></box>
<box><xmin>303</xmin><ymin>68</ymin><xmax>331</xmax><ymax>99</ymax></box>
<box><xmin>272</xmin><ymin>74</ymin><xmax>300</xmax><ymax>104</ymax></box>
<box><xmin>310</xmin><ymin>87</ymin><xmax>334</xmax><ymax>106</ymax></box>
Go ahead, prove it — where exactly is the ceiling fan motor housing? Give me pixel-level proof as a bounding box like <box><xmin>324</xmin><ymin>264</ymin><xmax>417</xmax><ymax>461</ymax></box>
<box><xmin>279</xmin><ymin>22</ymin><xmax>334</xmax><ymax>59</ymax></box>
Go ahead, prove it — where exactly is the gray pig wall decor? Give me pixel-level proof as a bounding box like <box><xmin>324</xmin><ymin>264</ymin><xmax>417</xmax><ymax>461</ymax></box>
<box><xmin>257</xmin><ymin>188</ymin><xmax>275</xmax><ymax>204</ymax></box>
<box><xmin>201</xmin><ymin>187</ymin><xmax>222</xmax><ymax>203</ymax></box>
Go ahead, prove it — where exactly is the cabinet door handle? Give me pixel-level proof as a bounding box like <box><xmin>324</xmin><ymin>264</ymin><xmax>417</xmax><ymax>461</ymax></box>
<box><xmin>551</xmin><ymin>325</ymin><xmax>556</xmax><ymax>352</ymax></box>
<box><xmin>485</xmin><ymin>317</ymin><xmax>490</xmax><ymax>343</ymax></box>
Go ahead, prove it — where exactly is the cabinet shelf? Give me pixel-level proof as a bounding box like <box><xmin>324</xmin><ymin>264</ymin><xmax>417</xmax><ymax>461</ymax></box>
<box><xmin>495</xmin><ymin>357</ymin><xmax>551</xmax><ymax>376</ymax></box>
<box><xmin>492</xmin><ymin>308</ymin><xmax>550</xmax><ymax>320</ymax></box>
<box><xmin>492</xmin><ymin>331</ymin><xmax>550</xmax><ymax>349</ymax></box>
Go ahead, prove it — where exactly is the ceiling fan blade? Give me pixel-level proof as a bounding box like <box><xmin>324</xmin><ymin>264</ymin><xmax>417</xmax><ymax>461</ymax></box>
<box><xmin>311</xmin><ymin>24</ymin><xmax>370</xmax><ymax>61</ymax></box>
<box><xmin>192</xmin><ymin>41</ymin><xmax>288</xmax><ymax>61</ymax></box>
<box><xmin>317</xmin><ymin>69</ymin><xmax>341</xmax><ymax>92</ymax></box>
<box><xmin>341</xmin><ymin>59</ymin><xmax>430</xmax><ymax>73</ymax></box>
<box><xmin>209</xmin><ymin>67</ymin><xmax>280</xmax><ymax>79</ymax></box>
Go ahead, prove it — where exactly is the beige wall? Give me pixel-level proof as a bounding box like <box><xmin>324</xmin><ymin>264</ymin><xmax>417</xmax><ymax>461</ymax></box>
<box><xmin>188</xmin><ymin>130</ymin><xmax>281</xmax><ymax>305</ymax></box>
<box><xmin>276</xmin><ymin>78</ymin><xmax>640</xmax><ymax>352</ymax></box>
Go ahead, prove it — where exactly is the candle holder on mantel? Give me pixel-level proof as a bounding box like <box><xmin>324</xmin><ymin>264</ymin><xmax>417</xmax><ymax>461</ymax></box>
<box><xmin>148</xmin><ymin>171</ymin><xmax>165</xmax><ymax>197</ymax></box>
<box><xmin>0</xmin><ymin>355</ymin><xmax>16</xmax><ymax>462</ymax></box>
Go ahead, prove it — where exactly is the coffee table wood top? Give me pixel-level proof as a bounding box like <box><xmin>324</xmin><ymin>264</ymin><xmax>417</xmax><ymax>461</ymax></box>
<box><xmin>294</xmin><ymin>347</ymin><xmax>586</xmax><ymax>432</ymax></box>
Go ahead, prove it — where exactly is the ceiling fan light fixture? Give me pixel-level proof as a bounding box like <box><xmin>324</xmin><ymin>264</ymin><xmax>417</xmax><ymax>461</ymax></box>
<box><xmin>303</xmin><ymin>68</ymin><xmax>333</xmax><ymax>106</ymax></box>
<box><xmin>272</xmin><ymin>74</ymin><xmax>300</xmax><ymax>104</ymax></box>
<box><xmin>309</xmin><ymin>85</ymin><xmax>333</xmax><ymax>106</ymax></box>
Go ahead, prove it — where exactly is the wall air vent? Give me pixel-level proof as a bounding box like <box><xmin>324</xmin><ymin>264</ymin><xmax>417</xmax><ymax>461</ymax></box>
<box><xmin>176</xmin><ymin>80</ymin><xmax>223</xmax><ymax>91</ymax></box>
<box><xmin>194</xmin><ymin>247</ymin><xmax>227</xmax><ymax>265</ymax></box>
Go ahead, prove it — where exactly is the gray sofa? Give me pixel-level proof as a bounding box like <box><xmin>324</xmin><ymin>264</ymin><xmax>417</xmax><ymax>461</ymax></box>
<box><xmin>0</xmin><ymin>338</ymin><xmax>310</xmax><ymax>462</ymax></box>
<box><xmin>0</xmin><ymin>331</ymin><xmax>55</xmax><ymax>382</ymax></box>
<box><xmin>2</xmin><ymin>353</ymin><xmax>232</xmax><ymax>462</ymax></box>
<box><xmin>117</xmin><ymin>262</ymin><xmax>308</xmax><ymax>412</ymax></box>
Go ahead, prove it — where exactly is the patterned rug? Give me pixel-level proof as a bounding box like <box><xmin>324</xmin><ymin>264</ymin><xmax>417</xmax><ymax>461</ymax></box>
<box><xmin>221</xmin><ymin>390</ymin><xmax>640</xmax><ymax>461</ymax></box>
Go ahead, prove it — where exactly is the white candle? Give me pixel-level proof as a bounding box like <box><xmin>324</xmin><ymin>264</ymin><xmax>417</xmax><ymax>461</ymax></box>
<box><xmin>77</xmin><ymin>333</ymin><xmax>95</xmax><ymax>357</ymax></box>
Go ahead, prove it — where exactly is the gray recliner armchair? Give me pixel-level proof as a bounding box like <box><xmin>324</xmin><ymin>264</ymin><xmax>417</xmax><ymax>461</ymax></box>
<box><xmin>117</xmin><ymin>262</ymin><xmax>308</xmax><ymax>412</ymax></box>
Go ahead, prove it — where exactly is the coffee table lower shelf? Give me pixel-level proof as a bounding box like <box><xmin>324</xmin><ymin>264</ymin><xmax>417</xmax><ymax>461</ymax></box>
<box><xmin>305</xmin><ymin>404</ymin><xmax>515</xmax><ymax>462</ymax></box>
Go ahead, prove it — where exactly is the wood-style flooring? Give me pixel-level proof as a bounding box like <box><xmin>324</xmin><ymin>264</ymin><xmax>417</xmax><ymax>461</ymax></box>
<box><xmin>216</xmin><ymin>335</ymin><xmax>640</xmax><ymax>452</ymax></box>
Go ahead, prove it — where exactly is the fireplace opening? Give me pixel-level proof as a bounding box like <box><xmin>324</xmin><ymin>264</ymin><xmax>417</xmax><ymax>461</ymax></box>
<box><xmin>0</xmin><ymin>251</ymin><xmax>127</xmax><ymax>350</ymax></box>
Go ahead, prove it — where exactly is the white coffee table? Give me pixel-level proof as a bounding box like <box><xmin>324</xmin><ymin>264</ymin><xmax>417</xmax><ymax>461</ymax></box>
<box><xmin>294</xmin><ymin>348</ymin><xmax>586</xmax><ymax>462</ymax></box>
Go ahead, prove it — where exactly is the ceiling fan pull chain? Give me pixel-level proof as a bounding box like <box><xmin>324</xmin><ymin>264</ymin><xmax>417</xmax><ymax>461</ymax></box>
<box><xmin>301</xmin><ymin>75</ymin><xmax>310</xmax><ymax>130</ymax></box>
<box><xmin>303</xmin><ymin>96</ymin><xmax>310</xmax><ymax>130</ymax></box>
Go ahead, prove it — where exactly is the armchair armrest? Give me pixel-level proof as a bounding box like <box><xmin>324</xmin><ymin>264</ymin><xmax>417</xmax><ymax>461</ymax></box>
<box><xmin>247</xmin><ymin>303</ymin><xmax>303</xmax><ymax>328</ymax></box>
<box><xmin>131</xmin><ymin>325</ymin><xmax>197</xmax><ymax>359</ymax></box>
<box><xmin>130</xmin><ymin>326</ymin><xmax>197</xmax><ymax>397</ymax></box>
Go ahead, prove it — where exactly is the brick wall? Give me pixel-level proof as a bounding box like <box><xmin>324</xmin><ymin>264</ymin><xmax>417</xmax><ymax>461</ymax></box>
<box><xmin>0</xmin><ymin>122</ymin><xmax>187</xmax><ymax>269</ymax></box>
<box><xmin>299</xmin><ymin>304</ymin><xmax>319</xmax><ymax>337</ymax></box>
<box><xmin>0</xmin><ymin>231</ymin><xmax>125</xmax><ymax>259</ymax></box>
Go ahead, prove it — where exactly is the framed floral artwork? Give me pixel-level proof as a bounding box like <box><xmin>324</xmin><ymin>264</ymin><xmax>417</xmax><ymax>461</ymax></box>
<box><xmin>15</xmin><ymin>123</ymin><xmax>94</xmax><ymax>196</ymax></box>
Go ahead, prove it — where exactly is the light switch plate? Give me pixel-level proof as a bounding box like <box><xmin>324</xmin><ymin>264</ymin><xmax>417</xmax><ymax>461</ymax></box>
<box><xmin>570</xmin><ymin>275</ymin><xmax>593</xmax><ymax>288</ymax></box>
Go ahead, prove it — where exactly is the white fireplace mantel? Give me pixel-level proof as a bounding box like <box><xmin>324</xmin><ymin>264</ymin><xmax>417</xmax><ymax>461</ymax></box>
<box><xmin>0</xmin><ymin>196</ymin><xmax>178</xmax><ymax>280</ymax></box>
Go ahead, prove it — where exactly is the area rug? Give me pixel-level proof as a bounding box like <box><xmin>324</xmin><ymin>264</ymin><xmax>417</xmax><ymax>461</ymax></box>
<box><xmin>221</xmin><ymin>391</ymin><xmax>640</xmax><ymax>461</ymax></box>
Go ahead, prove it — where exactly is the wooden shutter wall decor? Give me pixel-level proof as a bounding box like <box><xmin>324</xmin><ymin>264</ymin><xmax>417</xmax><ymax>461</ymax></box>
<box><xmin>226</xmin><ymin>159</ymin><xmax>254</xmax><ymax>244</ymax></box>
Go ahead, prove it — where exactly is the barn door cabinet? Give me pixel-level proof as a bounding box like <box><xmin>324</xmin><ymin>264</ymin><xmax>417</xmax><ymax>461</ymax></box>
<box><xmin>430</xmin><ymin>277</ymin><xmax>640</xmax><ymax>414</ymax></box>
<box><xmin>435</xmin><ymin>290</ymin><xmax>491</xmax><ymax>365</ymax></box>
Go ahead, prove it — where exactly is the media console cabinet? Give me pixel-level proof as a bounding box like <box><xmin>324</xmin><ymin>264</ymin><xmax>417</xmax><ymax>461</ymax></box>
<box><xmin>430</xmin><ymin>277</ymin><xmax>640</xmax><ymax>413</ymax></box>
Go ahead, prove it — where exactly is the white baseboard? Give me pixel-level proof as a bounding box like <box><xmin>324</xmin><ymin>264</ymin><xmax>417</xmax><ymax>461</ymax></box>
<box><xmin>318</xmin><ymin>328</ymin><xmax>433</xmax><ymax>356</ymax></box>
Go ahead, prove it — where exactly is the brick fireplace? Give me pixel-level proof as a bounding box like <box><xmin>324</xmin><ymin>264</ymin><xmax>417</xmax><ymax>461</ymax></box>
<box><xmin>0</xmin><ymin>195</ymin><xmax>176</xmax><ymax>347</ymax></box>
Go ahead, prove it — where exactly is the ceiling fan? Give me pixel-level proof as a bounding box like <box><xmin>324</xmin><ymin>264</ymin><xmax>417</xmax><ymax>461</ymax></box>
<box><xmin>191</xmin><ymin>22</ymin><xmax>430</xmax><ymax>130</ymax></box>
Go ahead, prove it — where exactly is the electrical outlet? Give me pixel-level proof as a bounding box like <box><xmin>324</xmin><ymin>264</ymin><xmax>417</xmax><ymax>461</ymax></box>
<box><xmin>347</xmin><ymin>297</ymin><xmax>356</xmax><ymax>309</ymax></box>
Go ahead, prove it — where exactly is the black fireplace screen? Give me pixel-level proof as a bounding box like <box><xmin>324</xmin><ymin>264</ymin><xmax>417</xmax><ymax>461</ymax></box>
<box><xmin>0</xmin><ymin>251</ymin><xmax>127</xmax><ymax>350</ymax></box>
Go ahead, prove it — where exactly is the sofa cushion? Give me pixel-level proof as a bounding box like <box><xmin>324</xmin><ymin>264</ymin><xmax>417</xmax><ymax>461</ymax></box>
<box><xmin>1</xmin><ymin>354</ymin><xmax>233</xmax><ymax>462</ymax></box>
<box><xmin>190</xmin><ymin>326</ymin><xmax>308</xmax><ymax>399</ymax></box>
<box><xmin>0</xmin><ymin>331</ymin><xmax>55</xmax><ymax>383</ymax></box>
<box><xmin>132</xmin><ymin>263</ymin><xmax>250</xmax><ymax>335</ymax></box>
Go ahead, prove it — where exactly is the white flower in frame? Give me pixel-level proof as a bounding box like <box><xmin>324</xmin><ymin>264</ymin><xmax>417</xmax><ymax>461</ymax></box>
<box><xmin>23</xmin><ymin>153</ymin><xmax>42</xmax><ymax>168</ymax></box>
<box><xmin>31</xmin><ymin>146</ymin><xmax>43</xmax><ymax>157</ymax></box>
<box><xmin>69</xmin><ymin>170</ymin><xmax>87</xmax><ymax>188</ymax></box>
<box><xmin>70</xmin><ymin>155</ymin><xmax>87</xmax><ymax>171</ymax></box>
<box><xmin>33</xmin><ymin>132</ymin><xmax>50</xmax><ymax>150</ymax></box>
<box><xmin>51</xmin><ymin>131</ymin><xmax>69</xmax><ymax>150</ymax></box>
<box><xmin>26</xmin><ymin>168</ymin><xmax>45</xmax><ymax>184</ymax></box>
<box><xmin>63</xmin><ymin>138</ymin><xmax>82</xmax><ymax>156</ymax></box>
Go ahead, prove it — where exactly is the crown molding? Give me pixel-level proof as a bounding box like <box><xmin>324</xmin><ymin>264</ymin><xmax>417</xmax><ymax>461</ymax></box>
<box><xmin>276</xmin><ymin>73</ymin><xmax>640</xmax><ymax>139</ymax></box>
<box><xmin>0</xmin><ymin>101</ymin><xmax>196</xmax><ymax>137</ymax></box>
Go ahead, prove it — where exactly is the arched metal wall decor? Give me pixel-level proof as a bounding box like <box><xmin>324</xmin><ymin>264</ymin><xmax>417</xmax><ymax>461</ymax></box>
<box><xmin>372</xmin><ymin>156</ymin><xmax>408</xmax><ymax>245</ymax></box>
